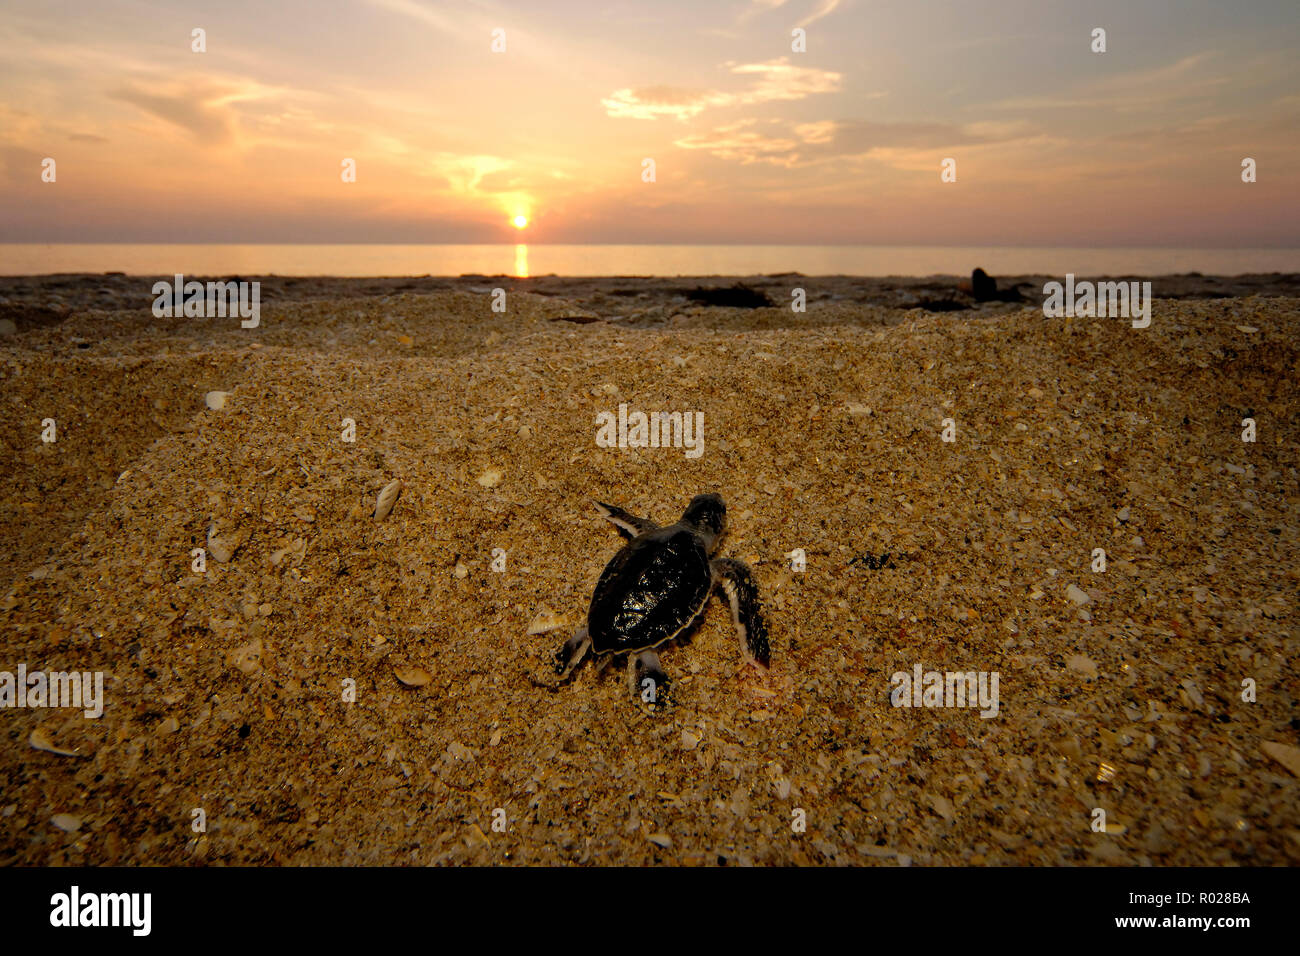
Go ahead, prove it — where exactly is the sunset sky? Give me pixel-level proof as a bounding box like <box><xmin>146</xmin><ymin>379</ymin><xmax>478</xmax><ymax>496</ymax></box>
<box><xmin>2</xmin><ymin>0</ymin><xmax>1297</xmax><ymax>245</ymax></box>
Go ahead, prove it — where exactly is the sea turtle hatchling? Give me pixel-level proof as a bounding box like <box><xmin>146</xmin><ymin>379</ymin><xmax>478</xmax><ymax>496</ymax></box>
<box><xmin>552</xmin><ymin>493</ymin><xmax>770</xmax><ymax>705</ymax></box>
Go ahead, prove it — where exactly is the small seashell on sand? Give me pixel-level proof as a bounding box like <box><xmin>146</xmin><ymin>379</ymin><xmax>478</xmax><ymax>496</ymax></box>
<box><xmin>647</xmin><ymin>833</ymin><xmax>673</xmax><ymax>849</ymax></box>
<box><xmin>394</xmin><ymin>665</ymin><xmax>432</xmax><ymax>687</ymax></box>
<box><xmin>373</xmin><ymin>479</ymin><xmax>404</xmax><ymax>520</ymax></box>
<box><xmin>204</xmin><ymin>391</ymin><xmax>230</xmax><ymax>411</ymax></box>
<box><xmin>477</xmin><ymin>467</ymin><xmax>504</xmax><ymax>488</ymax></box>
<box><xmin>1065</xmin><ymin>584</ymin><xmax>1091</xmax><ymax>605</ymax></box>
<box><xmin>207</xmin><ymin>522</ymin><xmax>243</xmax><ymax>563</ymax></box>
<box><xmin>681</xmin><ymin>728</ymin><xmax>702</xmax><ymax>751</ymax></box>
<box><xmin>526</xmin><ymin>606</ymin><xmax>565</xmax><ymax>635</ymax></box>
<box><xmin>30</xmin><ymin>727</ymin><xmax>81</xmax><ymax>757</ymax></box>
<box><xmin>51</xmin><ymin>813</ymin><xmax>82</xmax><ymax>833</ymax></box>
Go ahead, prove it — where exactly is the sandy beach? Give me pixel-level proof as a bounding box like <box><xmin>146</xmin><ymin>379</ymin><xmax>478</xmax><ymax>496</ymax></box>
<box><xmin>1</xmin><ymin>279</ymin><xmax>1297</xmax><ymax>866</ymax></box>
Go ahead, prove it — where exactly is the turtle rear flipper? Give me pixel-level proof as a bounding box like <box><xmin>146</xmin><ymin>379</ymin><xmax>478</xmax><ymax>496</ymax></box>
<box><xmin>712</xmin><ymin>558</ymin><xmax>770</xmax><ymax>667</ymax></box>
<box><xmin>595</xmin><ymin>501</ymin><xmax>658</xmax><ymax>540</ymax></box>
<box><xmin>629</xmin><ymin>649</ymin><xmax>671</xmax><ymax>707</ymax></box>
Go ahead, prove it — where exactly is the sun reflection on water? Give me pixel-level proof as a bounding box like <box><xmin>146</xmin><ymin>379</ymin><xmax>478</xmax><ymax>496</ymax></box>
<box><xmin>514</xmin><ymin>243</ymin><xmax>528</xmax><ymax>278</ymax></box>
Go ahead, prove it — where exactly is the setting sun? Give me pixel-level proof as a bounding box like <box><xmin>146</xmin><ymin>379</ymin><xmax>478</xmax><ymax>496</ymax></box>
<box><xmin>512</xmin><ymin>215</ymin><xmax>528</xmax><ymax>230</ymax></box>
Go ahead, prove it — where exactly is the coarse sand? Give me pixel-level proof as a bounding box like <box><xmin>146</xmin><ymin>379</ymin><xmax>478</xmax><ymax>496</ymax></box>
<box><xmin>0</xmin><ymin>288</ymin><xmax>1297</xmax><ymax>865</ymax></box>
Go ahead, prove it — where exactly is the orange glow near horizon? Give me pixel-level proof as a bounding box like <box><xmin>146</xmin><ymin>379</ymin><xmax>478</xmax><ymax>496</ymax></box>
<box><xmin>0</xmin><ymin>3</ymin><xmax>1296</xmax><ymax>246</ymax></box>
<box><xmin>514</xmin><ymin>244</ymin><xmax>528</xmax><ymax>278</ymax></box>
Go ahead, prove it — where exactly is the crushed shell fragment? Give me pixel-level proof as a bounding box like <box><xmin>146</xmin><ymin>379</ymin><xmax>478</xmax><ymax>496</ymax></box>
<box><xmin>373</xmin><ymin>479</ymin><xmax>404</xmax><ymax>520</ymax></box>
<box><xmin>30</xmin><ymin>727</ymin><xmax>81</xmax><ymax>757</ymax></box>
<box><xmin>207</xmin><ymin>522</ymin><xmax>243</xmax><ymax>563</ymax></box>
<box><xmin>394</xmin><ymin>665</ymin><xmax>433</xmax><ymax>687</ymax></box>
<box><xmin>527</xmin><ymin>607</ymin><xmax>565</xmax><ymax>635</ymax></box>
<box><xmin>1065</xmin><ymin>584</ymin><xmax>1090</xmax><ymax>605</ymax></box>
<box><xmin>51</xmin><ymin>813</ymin><xmax>83</xmax><ymax>833</ymax></box>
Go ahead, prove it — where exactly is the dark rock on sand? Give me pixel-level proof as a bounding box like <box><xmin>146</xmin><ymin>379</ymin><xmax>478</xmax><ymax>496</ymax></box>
<box><xmin>968</xmin><ymin>267</ymin><xmax>998</xmax><ymax>301</ymax></box>
<box><xmin>958</xmin><ymin>267</ymin><xmax>1030</xmax><ymax>304</ymax></box>
<box><xmin>683</xmin><ymin>283</ymin><xmax>774</xmax><ymax>308</ymax></box>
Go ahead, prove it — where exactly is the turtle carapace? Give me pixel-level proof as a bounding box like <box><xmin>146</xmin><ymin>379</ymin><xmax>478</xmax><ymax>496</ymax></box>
<box><xmin>552</xmin><ymin>493</ymin><xmax>770</xmax><ymax>706</ymax></box>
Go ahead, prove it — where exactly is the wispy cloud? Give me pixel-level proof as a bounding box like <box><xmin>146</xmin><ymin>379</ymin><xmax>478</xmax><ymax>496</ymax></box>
<box><xmin>673</xmin><ymin>120</ymin><xmax>804</xmax><ymax>166</ymax></box>
<box><xmin>728</xmin><ymin>58</ymin><xmax>843</xmax><ymax>100</ymax></box>
<box><xmin>602</xmin><ymin>85</ymin><xmax>726</xmax><ymax>121</ymax></box>
<box><xmin>110</xmin><ymin>80</ymin><xmax>251</xmax><ymax>143</ymax></box>
<box><xmin>603</xmin><ymin>57</ymin><xmax>842</xmax><ymax>120</ymax></box>
<box><xmin>673</xmin><ymin>115</ymin><xmax>1024</xmax><ymax>167</ymax></box>
<box><xmin>989</xmin><ymin>53</ymin><xmax>1233</xmax><ymax>113</ymax></box>
<box><xmin>737</xmin><ymin>0</ymin><xmax>790</xmax><ymax>26</ymax></box>
<box><xmin>364</xmin><ymin>0</ymin><xmax>463</xmax><ymax>35</ymax></box>
<box><xmin>797</xmin><ymin>0</ymin><xmax>844</xmax><ymax>28</ymax></box>
<box><xmin>738</xmin><ymin>0</ymin><xmax>844</xmax><ymax>28</ymax></box>
<box><xmin>426</xmin><ymin>153</ymin><xmax>513</xmax><ymax>195</ymax></box>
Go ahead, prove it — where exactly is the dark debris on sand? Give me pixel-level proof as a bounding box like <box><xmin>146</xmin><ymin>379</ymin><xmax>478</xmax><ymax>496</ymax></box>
<box><xmin>682</xmin><ymin>283</ymin><xmax>774</xmax><ymax>308</ymax></box>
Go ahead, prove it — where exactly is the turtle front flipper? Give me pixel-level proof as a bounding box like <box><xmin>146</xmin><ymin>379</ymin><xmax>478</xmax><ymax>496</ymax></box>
<box><xmin>711</xmin><ymin>558</ymin><xmax>770</xmax><ymax>667</ymax></box>
<box><xmin>554</xmin><ymin>627</ymin><xmax>592</xmax><ymax>679</ymax></box>
<box><xmin>594</xmin><ymin>501</ymin><xmax>658</xmax><ymax>540</ymax></box>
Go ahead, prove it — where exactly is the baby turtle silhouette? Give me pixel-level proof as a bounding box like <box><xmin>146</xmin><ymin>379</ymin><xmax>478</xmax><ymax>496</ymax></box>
<box><xmin>553</xmin><ymin>493</ymin><xmax>770</xmax><ymax>705</ymax></box>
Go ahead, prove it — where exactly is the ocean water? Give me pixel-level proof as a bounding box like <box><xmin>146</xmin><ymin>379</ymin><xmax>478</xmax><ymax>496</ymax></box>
<box><xmin>1</xmin><ymin>244</ymin><xmax>1297</xmax><ymax>278</ymax></box>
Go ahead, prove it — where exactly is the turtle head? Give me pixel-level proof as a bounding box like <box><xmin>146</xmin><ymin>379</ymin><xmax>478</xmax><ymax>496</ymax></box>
<box><xmin>681</xmin><ymin>493</ymin><xmax>726</xmax><ymax>552</ymax></box>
